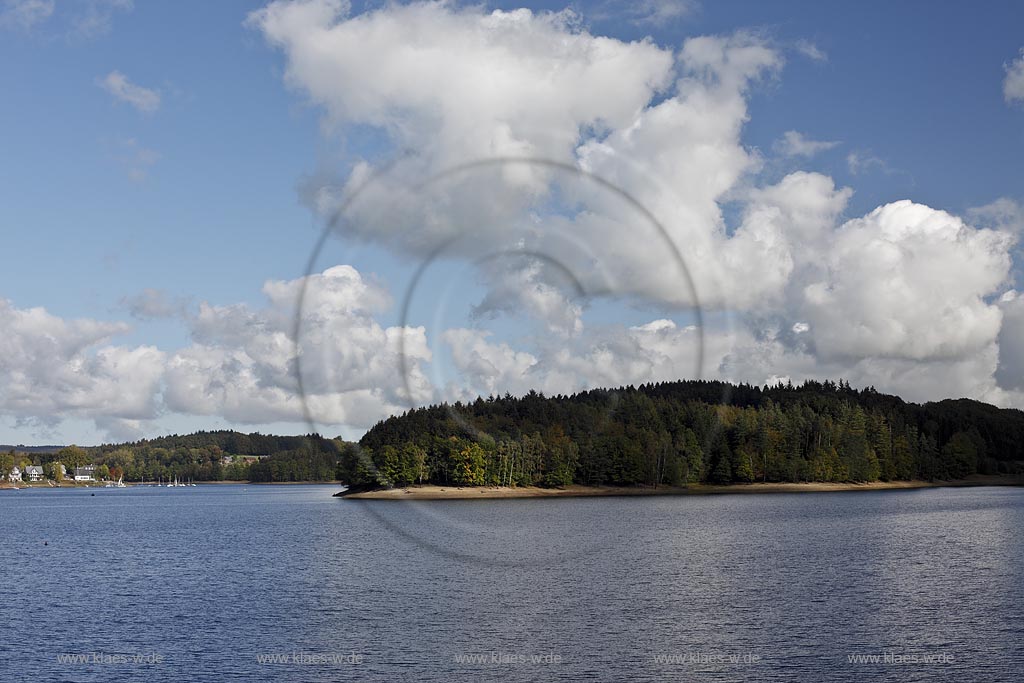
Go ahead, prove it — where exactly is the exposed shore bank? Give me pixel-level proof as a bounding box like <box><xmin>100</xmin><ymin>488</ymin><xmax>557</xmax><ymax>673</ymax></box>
<box><xmin>337</xmin><ymin>475</ymin><xmax>1024</xmax><ymax>499</ymax></box>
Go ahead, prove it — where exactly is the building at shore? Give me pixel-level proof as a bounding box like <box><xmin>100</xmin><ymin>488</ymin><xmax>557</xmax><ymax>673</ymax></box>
<box><xmin>74</xmin><ymin>465</ymin><xmax>96</xmax><ymax>482</ymax></box>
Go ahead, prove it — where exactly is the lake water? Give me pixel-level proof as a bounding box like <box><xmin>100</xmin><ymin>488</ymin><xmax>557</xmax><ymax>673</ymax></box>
<box><xmin>1</xmin><ymin>484</ymin><xmax>1022</xmax><ymax>682</ymax></box>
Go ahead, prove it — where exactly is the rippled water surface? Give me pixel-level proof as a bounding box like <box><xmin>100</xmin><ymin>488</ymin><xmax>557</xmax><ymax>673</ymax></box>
<box><xmin>1</xmin><ymin>484</ymin><xmax>1022</xmax><ymax>681</ymax></box>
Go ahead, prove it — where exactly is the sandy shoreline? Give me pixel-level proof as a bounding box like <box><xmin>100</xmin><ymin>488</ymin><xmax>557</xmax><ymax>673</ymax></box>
<box><xmin>339</xmin><ymin>475</ymin><xmax>1024</xmax><ymax>499</ymax></box>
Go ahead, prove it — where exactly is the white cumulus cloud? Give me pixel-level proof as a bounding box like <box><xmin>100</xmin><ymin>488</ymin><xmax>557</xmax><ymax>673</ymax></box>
<box><xmin>0</xmin><ymin>299</ymin><xmax>164</xmax><ymax>427</ymax></box>
<box><xmin>165</xmin><ymin>265</ymin><xmax>432</xmax><ymax>429</ymax></box>
<box><xmin>802</xmin><ymin>200</ymin><xmax>1013</xmax><ymax>361</ymax></box>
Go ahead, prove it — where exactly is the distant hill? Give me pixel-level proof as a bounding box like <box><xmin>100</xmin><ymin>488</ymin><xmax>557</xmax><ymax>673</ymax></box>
<box><xmin>0</xmin><ymin>444</ymin><xmax>64</xmax><ymax>454</ymax></box>
<box><xmin>111</xmin><ymin>429</ymin><xmax>315</xmax><ymax>456</ymax></box>
<box><xmin>88</xmin><ymin>430</ymin><xmax>346</xmax><ymax>483</ymax></box>
<box><xmin>4</xmin><ymin>431</ymin><xmax>349</xmax><ymax>484</ymax></box>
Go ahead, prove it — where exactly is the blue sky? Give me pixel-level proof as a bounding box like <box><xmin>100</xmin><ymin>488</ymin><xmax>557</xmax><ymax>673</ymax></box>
<box><xmin>1</xmin><ymin>0</ymin><xmax>1022</xmax><ymax>445</ymax></box>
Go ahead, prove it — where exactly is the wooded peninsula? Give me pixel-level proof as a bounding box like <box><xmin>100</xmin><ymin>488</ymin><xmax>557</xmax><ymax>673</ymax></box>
<box><xmin>348</xmin><ymin>379</ymin><xmax>1024</xmax><ymax>491</ymax></box>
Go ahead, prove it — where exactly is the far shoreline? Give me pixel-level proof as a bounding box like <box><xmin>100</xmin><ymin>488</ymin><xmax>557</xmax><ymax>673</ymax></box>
<box><xmin>0</xmin><ymin>480</ymin><xmax>343</xmax><ymax>490</ymax></box>
<box><xmin>337</xmin><ymin>475</ymin><xmax>1024</xmax><ymax>500</ymax></box>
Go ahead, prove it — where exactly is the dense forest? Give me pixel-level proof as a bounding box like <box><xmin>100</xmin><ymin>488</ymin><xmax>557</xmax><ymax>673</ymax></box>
<box><xmin>348</xmin><ymin>379</ymin><xmax>1024</xmax><ymax>489</ymax></box>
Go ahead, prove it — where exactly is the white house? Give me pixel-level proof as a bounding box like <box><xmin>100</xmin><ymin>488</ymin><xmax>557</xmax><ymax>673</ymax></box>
<box><xmin>7</xmin><ymin>466</ymin><xmax>21</xmax><ymax>483</ymax></box>
<box><xmin>24</xmin><ymin>465</ymin><xmax>44</xmax><ymax>482</ymax></box>
<box><xmin>74</xmin><ymin>465</ymin><xmax>96</xmax><ymax>482</ymax></box>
